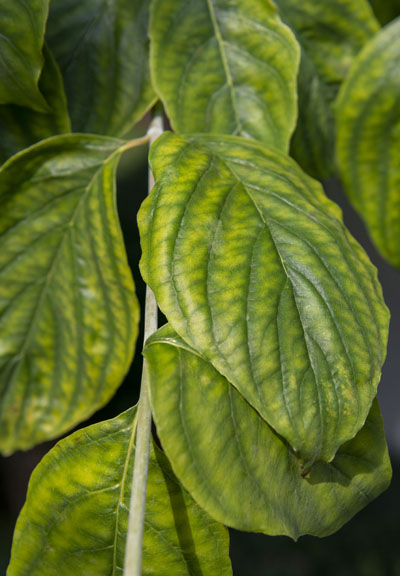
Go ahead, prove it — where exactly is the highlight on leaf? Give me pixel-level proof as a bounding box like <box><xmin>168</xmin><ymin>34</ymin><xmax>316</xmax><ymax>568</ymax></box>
<box><xmin>7</xmin><ymin>406</ymin><xmax>232</xmax><ymax>576</ymax></box>
<box><xmin>337</xmin><ymin>17</ymin><xmax>400</xmax><ymax>270</ymax></box>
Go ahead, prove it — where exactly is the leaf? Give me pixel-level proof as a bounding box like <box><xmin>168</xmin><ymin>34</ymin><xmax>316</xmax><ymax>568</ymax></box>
<box><xmin>45</xmin><ymin>0</ymin><xmax>157</xmax><ymax>136</ymax></box>
<box><xmin>369</xmin><ymin>0</ymin><xmax>400</xmax><ymax>24</ymax></box>
<box><xmin>0</xmin><ymin>134</ymin><xmax>141</xmax><ymax>455</ymax></box>
<box><xmin>7</xmin><ymin>406</ymin><xmax>232</xmax><ymax>576</ymax></box>
<box><xmin>144</xmin><ymin>325</ymin><xmax>392</xmax><ymax>540</ymax></box>
<box><xmin>274</xmin><ymin>0</ymin><xmax>380</xmax><ymax>179</ymax></box>
<box><xmin>337</xmin><ymin>18</ymin><xmax>400</xmax><ymax>270</ymax></box>
<box><xmin>150</xmin><ymin>0</ymin><xmax>300</xmax><ymax>152</ymax></box>
<box><xmin>138</xmin><ymin>132</ymin><xmax>389</xmax><ymax>468</ymax></box>
<box><xmin>0</xmin><ymin>0</ymin><xmax>49</xmax><ymax>111</ymax></box>
<box><xmin>0</xmin><ymin>45</ymin><xmax>71</xmax><ymax>165</ymax></box>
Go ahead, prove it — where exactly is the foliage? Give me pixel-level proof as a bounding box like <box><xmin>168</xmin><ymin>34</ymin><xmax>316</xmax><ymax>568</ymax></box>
<box><xmin>0</xmin><ymin>1</ymin><xmax>398</xmax><ymax>574</ymax></box>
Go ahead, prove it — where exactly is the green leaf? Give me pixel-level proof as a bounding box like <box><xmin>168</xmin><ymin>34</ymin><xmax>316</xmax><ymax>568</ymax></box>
<box><xmin>145</xmin><ymin>325</ymin><xmax>392</xmax><ymax>540</ymax></box>
<box><xmin>275</xmin><ymin>0</ymin><xmax>380</xmax><ymax>179</ymax></box>
<box><xmin>369</xmin><ymin>0</ymin><xmax>400</xmax><ymax>24</ymax></box>
<box><xmin>0</xmin><ymin>45</ymin><xmax>71</xmax><ymax>165</ymax></box>
<box><xmin>7</xmin><ymin>406</ymin><xmax>232</xmax><ymax>576</ymax></box>
<box><xmin>138</xmin><ymin>132</ymin><xmax>389</xmax><ymax>468</ymax></box>
<box><xmin>0</xmin><ymin>0</ymin><xmax>49</xmax><ymax>111</ymax></box>
<box><xmin>150</xmin><ymin>0</ymin><xmax>299</xmax><ymax>152</ymax></box>
<box><xmin>45</xmin><ymin>0</ymin><xmax>156</xmax><ymax>136</ymax></box>
<box><xmin>0</xmin><ymin>134</ymin><xmax>140</xmax><ymax>455</ymax></box>
<box><xmin>337</xmin><ymin>18</ymin><xmax>400</xmax><ymax>270</ymax></box>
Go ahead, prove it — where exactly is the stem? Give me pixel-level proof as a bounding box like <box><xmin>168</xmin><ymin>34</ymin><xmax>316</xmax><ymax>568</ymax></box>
<box><xmin>123</xmin><ymin>113</ymin><xmax>163</xmax><ymax>576</ymax></box>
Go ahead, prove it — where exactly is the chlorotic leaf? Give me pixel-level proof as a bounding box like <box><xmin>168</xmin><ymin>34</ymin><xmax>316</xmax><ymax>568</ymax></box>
<box><xmin>7</xmin><ymin>406</ymin><xmax>232</xmax><ymax>576</ymax></box>
<box><xmin>275</xmin><ymin>0</ymin><xmax>379</xmax><ymax>179</ymax></box>
<box><xmin>0</xmin><ymin>134</ymin><xmax>140</xmax><ymax>454</ymax></box>
<box><xmin>138</xmin><ymin>132</ymin><xmax>389</xmax><ymax>468</ymax></box>
<box><xmin>337</xmin><ymin>18</ymin><xmax>400</xmax><ymax>270</ymax></box>
<box><xmin>145</xmin><ymin>325</ymin><xmax>392</xmax><ymax>540</ymax></box>
<box><xmin>0</xmin><ymin>45</ymin><xmax>71</xmax><ymax>165</ymax></box>
<box><xmin>0</xmin><ymin>0</ymin><xmax>49</xmax><ymax>111</ymax></box>
<box><xmin>46</xmin><ymin>0</ymin><xmax>157</xmax><ymax>136</ymax></box>
<box><xmin>150</xmin><ymin>0</ymin><xmax>300</xmax><ymax>152</ymax></box>
<box><xmin>369</xmin><ymin>0</ymin><xmax>400</xmax><ymax>24</ymax></box>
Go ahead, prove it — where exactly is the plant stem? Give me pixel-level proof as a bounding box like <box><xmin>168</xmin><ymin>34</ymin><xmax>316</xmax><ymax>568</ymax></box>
<box><xmin>123</xmin><ymin>113</ymin><xmax>163</xmax><ymax>576</ymax></box>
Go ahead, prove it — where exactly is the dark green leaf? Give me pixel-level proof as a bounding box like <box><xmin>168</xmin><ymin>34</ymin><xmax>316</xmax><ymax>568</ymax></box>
<box><xmin>0</xmin><ymin>45</ymin><xmax>71</xmax><ymax>165</ymax></box>
<box><xmin>337</xmin><ymin>18</ymin><xmax>400</xmax><ymax>270</ymax></box>
<box><xmin>369</xmin><ymin>0</ymin><xmax>400</xmax><ymax>24</ymax></box>
<box><xmin>150</xmin><ymin>0</ymin><xmax>299</xmax><ymax>152</ymax></box>
<box><xmin>145</xmin><ymin>325</ymin><xmax>391</xmax><ymax>539</ymax></box>
<box><xmin>0</xmin><ymin>0</ymin><xmax>49</xmax><ymax>111</ymax></box>
<box><xmin>8</xmin><ymin>406</ymin><xmax>232</xmax><ymax>575</ymax></box>
<box><xmin>275</xmin><ymin>0</ymin><xmax>379</xmax><ymax>179</ymax></box>
<box><xmin>0</xmin><ymin>135</ymin><xmax>140</xmax><ymax>454</ymax></box>
<box><xmin>46</xmin><ymin>0</ymin><xmax>156</xmax><ymax>136</ymax></box>
<box><xmin>138</xmin><ymin>132</ymin><xmax>389</xmax><ymax>467</ymax></box>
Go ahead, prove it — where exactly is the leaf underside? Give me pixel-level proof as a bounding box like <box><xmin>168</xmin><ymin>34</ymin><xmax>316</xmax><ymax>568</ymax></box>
<box><xmin>0</xmin><ymin>134</ymin><xmax>140</xmax><ymax>454</ymax></box>
<box><xmin>337</xmin><ymin>17</ymin><xmax>400</xmax><ymax>270</ymax></box>
<box><xmin>275</xmin><ymin>0</ymin><xmax>379</xmax><ymax>179</ymax></box>
<box><xmin>150</xmin><ymin>0</ymin><xmax>300</xmax><ymax>152</ymax></box>
<box><xmin>145</xmin><ymin>324</ymin><xmax>391</xmax><ymax>540</ymax></box>
<box><xmin>138</xmin><ymin>132</ymin><xmax>389</xmax><ymax>467</ymax></box>
<box><xmin>7</xmin><ymin>406</ymin><xmax>232</xmax><ymax>576</ymax></box>
<box><xmin>46</xmin><ymin>0</ymin><xmax>157</xmax><ymax>136</ymax></box>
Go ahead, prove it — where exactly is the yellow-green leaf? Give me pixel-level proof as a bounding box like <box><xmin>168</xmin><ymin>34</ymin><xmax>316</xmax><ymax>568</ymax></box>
<box><xmin>337</xmin><ymin>18</ymin><xmax>400</xmax><ymax>270</ymax></box>
<box><xmin>8</xmin><ymin>406</ymin><xmax>232</xmax><ymax>576</ymax></box>
<box><xmin>150</xmin><ymin>0</ymin><xmax>299</xmax><ymax>152</ymax></box>
<box><xmin>145</xmin><ymin>325</ymin><xmax>392</xmax><ymax>540</ymax></box>
<box><xmin>0</xmin><ymin>0</ymin><xmax>49</xmax><ymax>111</ymax></box>
<box><xmin>0</xmin><ymin>45</ymin><xmax>71</xmax><ymax>165</ymax></box>
<box><xmin>46</xmin><ymin>0</ymin><xmax>156</xmax><ymax>136</ymax></box>
<box><xmin>275</xmin><ymin>0</ymin><xmax>379</xmax><ymax>179</ymax></box>
<box><xmin>138</xmin><ymin>132</ymin><xmax>389</xmax><ymax>468</ymax></box>
<box><xmin>0</xmin><ymin>134</ymin><xmax>140</xmax><ymax>454</ymax></box>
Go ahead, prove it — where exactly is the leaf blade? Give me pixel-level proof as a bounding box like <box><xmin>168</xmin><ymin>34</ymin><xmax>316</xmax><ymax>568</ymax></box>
<box><xmin>7</xmin><ymin>406</ymin><xmax>232</xmax><ymax>576</ymax></box>
<box><xmin>150</xmin><ymin>0</ymin><xmax>299</xmax><ymax>152</ymax></box>
<box><xmin>145</xmin><ymin>324</ymin><xmax>392</xmax><ymax>540</ymax></box>
<box><xmin>0</xmin><ymin>134</ymin><xmax>140</xmax><ymax>454</ymax></box>
<box><xmin>138</xmin><ymin>132</ymin><xmax>389</xmax><ymax>466</ymax></box>
<box><xmin>337</xmin><ymin>17</ymin><xmax>400</xmax><ymax>269</ymax></box>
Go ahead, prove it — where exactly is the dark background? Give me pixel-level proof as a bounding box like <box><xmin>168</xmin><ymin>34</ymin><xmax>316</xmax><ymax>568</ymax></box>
<box><xmin>0</xmin><ymin>145</ymin><xmax>399</xmax><ymax>575</ymax></box>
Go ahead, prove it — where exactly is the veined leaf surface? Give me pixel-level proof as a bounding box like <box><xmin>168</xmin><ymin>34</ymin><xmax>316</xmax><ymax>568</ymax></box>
<box><xmin>0</xmin><ymin>45</ymin><xmax>71</xmax><ymax>165</ymax></box>
<box><xmin>275</xmin><ymin>0</ymin><xmax>379</xmax><ymax>179</ymax></box>
<box><xmin>0</xmin><ymin>135</ymin><xmax>140</xmax><ymax>454</ymax></box>
<box><xmin>0</xmin><ymin>0</ymin><xmax>49</xmax><ymax>111</ymax></box>
<box><xmin>8</xmin><ymin>406</ymin><xmax>232</xmax><ymax>576</ymax></box>
<box><xmin>138</xmin><ymin>132</ymin><xmax>389</xmax><ymax>467</ymax></box>
<box><xmin>145</xmin><ymin>325</ymin><xmax>391</xmax><ymax>540</ymax></box>
<box><xmin>337</xmin><ymin>18</ymin><xmax>400</xmax><ymax>270</ymax></box>
<box><xmin>150</xmin><ymin>0</ymin><xmax>299</xmax><ymax>152</ymax></box>
<box><xmin>46</xmin><ymin>0</ymin><xmax>156</xmax><ymax>136</ymax></box>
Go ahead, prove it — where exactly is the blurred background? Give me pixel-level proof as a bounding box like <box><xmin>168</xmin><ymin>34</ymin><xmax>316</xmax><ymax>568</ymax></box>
<box><xmin>0</xmin><ymin>142</ymin><xmax>399</xmax><ymax>575</ymax></box>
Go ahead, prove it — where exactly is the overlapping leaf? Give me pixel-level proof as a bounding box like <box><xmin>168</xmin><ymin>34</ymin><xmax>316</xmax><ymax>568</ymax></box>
<box><xmin>0</xmin><ymin>134</ymin><xmax>141</xmax><ymax>454</ymax></box>
<box><xmin>145</xmin><ymin>325</ymin><xmax>391</xmax><ymax>539</ymax></box>
<box><xmin>274</xmin><ymin>0</ymin><xmax>379</xmax><ymax>179</ymax></box>
<box><xmin>369</xmin><ymin>0</ymin><xmax>400</xmax><ymax>24</ymax></box>
<box><xmin>0</xmin><ymin>45</ymin><xmax>71</xmax><ymax>165</ymax></box>
<box><xmin>7</xmin><ymin>406</ymin><xmax>232</xmax><ymax>575</ymax></box>
<box><xmin>138</xmin><ymin>132</ymin><xmax>389</xmax><ymax>468</ymax></box>
<box><xmin>0</xmin><ymin>0</ymin><xmax>49</xmax><ymax>111</ymax></box>
<box><xmin>150</xmin><ymin>0</ymin><xmax>299</xmax><ymax>152</ymax></box>
<box><xmin>337</xmin><ymin>18</ymin><xmax>400</xmax><ymax>270</ymax></box>
<box><xmin>46</xmin><ymin>0</ymin><xmax>156</xmax><ymax>136</ymax></box>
